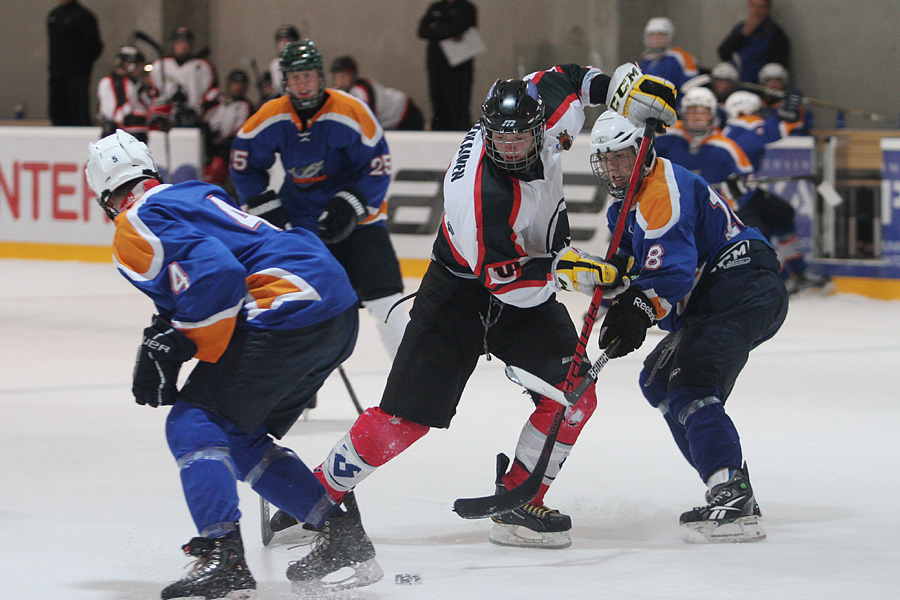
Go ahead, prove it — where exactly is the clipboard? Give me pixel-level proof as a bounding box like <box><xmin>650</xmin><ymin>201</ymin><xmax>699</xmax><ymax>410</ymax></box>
<box><xmin>439</xmin><ymin>27</ymin><xmax>486</xmax><ymax>67</ymax></box>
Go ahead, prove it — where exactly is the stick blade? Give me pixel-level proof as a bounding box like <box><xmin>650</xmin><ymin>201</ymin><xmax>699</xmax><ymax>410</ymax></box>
<box><xmin>504</xmin><ymin>365</ymin><xmax>570</xmax><ymax>406</ymax></box>
<box><xmin>453</xmin><ymin>475</ymin><xmax>541</xmax><ymax>519</ymax></box>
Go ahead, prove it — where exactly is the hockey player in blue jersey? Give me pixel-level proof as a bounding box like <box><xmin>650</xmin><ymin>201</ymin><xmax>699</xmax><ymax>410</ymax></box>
<box><xmin>639</xmin><ymin>17</ymin><xmax>699</xmax><ymax>99</ymax></box>
<box><xmin>589</xmin><ymin>110</ymin><xmax>789</xmax><ymax>542</ymax></box>
<box><xmin>654</xmin><ymin>86</ymin><xmax>754</xmax><ymax>186</ymax></box>
<box><xmin>85</xmin><ymin>130</ymin><xmax>383</xmax><ymax>597</ymax></box>
<box><xmin>230</xmin><ymin>39</ymin><xmax>410</xmax><ymax>358</ymax></box>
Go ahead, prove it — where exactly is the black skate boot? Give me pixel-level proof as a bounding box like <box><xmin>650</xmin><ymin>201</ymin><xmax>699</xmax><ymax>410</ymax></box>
<box><xmin>286</xmin><ymin>491</ymin><xmax>383</xmax><ymax>593</ymax></box>
<box><xmin>161</xmin><ymin>526</ymin><xmax>256</xmax><ymax>600</ymax></box>
<box><xmin>679</xmin><ymin>463</ymin><xmax>766</xmax><ymax>543</ymax></box>
<box><xmin>489</xmin><ymin>454</ymin><xmax>572</xmax><ymax>549</ymax></box>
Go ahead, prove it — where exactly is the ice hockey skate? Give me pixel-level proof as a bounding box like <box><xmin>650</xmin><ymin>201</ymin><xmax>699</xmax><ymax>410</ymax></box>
<box><xmin>489</xmin><ymin>454</ymin><xmax>573</xmax><ymax>549</ymax></box>
<box><xmin>161</xmin><ymin>530</ymin><xmax>256</xmax><ymax>600</ymax></box>
<box><xmin>285</xmin><ymin>491</ymin><xmax>383</xmax><ymax>594</ymax></box>
<box><xmin>679</xmin><ymin>463</ymin><xmax>766</xmax><ymax>543</ymax></box>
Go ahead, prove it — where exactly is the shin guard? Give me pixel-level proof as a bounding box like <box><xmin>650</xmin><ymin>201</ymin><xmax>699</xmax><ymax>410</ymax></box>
<box><xmin>504</xmin><ymin>379</ymin><xmax>598</xmax><ymax>505</ymax></box>
<box><xmin>316</xmin><ymin>407</ymin><xmax>428</xmax><ymax>501</ymax></box>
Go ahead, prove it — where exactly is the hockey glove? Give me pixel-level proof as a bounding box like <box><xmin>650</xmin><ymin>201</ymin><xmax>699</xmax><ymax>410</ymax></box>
<box><xmin>606</xmin><ymin>63</ymin><xmax>677</xmax><ymax>131</ymax></box>
<box><xmin>132</xmin><ymin>315</ymin><xmax>198</xmax><ymax>408</ymax></box>
<box><xmin>777</xmin><ymin>91</ymin><xmax>802</xmax><ymax>123</ymax></box>
<box><xmin>317</xmin><ymin>188</ymin><xmax>368</xmax><ymax>245</ymax></box>
<box><xmin>552</xmin><ymin>246</ymin><xmax>633</xmax><ymax>295</ymax></box>
<box><xmin>597</xmin><ymin>287</ymin><xmax>656</xmax><ymax>358</ymax></box>
<box><xmin>244</xmin><ymin>190</ymin><xmax>292</xmax><ymax>230</ymax></box>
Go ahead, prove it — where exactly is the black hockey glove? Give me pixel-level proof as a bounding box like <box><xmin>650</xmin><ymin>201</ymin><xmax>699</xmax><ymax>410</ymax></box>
<box><xmin>777</xmin><ymin>91</ymin><xmax>802</xmax><ymax>123</ymax></box>
<box><xmin>317</xmin><ymin>188</ymin><xmax>368</xmax><ymax>245</ymax></box>
<box><xmin>598</xmin><ymin>287</ymin><xmax>656</xmax><ymax>358</ymax></box>
<box><xmin>132</xmin><ymin>315</ymin><xmax>198</xmax><ymax>408</ymax></box>
<box><xmin>244</xmin><ymin>190</ymin><xmax>292</xmax><ymax>230</ymax></box>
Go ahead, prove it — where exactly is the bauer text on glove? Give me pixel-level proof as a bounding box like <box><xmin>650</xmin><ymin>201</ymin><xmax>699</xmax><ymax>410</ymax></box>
<box><xmin>132</xmin><ymin>315</ymin><xmax>198</xmax><ymax>407</ymax></box>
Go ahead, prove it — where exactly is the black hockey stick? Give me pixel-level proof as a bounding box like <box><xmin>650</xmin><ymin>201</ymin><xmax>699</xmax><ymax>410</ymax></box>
<box><xmin>133</xmin><ymin>31</ymin><xmax>171</xmax><ymax>179</ymax></box>
<box><xmin>338</xmin><ymin>365</ymin><xmax>365</xmax><ymax>415</ymax></box>
<box><xmin>453</xmin><ymin>118</ymin><xmax>659</xmax><ymax>520</ymax></box>
<box><xmin>260</xmin><ymin>364</ymin><xmax>364</xmax><ymax>546</ymax></box>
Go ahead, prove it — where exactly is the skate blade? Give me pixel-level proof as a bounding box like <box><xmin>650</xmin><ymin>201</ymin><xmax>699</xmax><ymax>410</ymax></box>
<box><xmin>164</xmin><ymin>591</ymin><xmax>257</xmax><ymax>600</ymax></box>
<box><xmin>290</xmin><ymin>558</ymin><xmax>384</xmax><ymax>596</ymax></box>
<box><xmin>488</xmin><ymin>522</ymin><xmax>572</xmax><ymax>549</ymax></box>
<box><xmin>267</xmin><ymin>522</ymin><xmax>318</xmax><ymax>547</ymax></box>
<box><xmin>681</xmin><ymin>516</ymin><xmax>767</xmax><ymax>544</ymax></box>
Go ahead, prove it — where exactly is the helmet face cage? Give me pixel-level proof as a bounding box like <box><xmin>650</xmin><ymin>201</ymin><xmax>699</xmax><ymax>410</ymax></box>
<box><xmin>279</xmin><ymin>40</ymin><xmax>325</xmax><ymax>110</ymax></box>
<box><xmin>85</xmin><ymin>130</ymin><xmax>159</xmax><ymax>219</ymax></box>
<box><xmin>589</xmin><ymin>111</ymin><xmax>652</xmax><ymax>200</ymax></box>
<box><xmin>681</xmin><ymin>87</ymin><xmax>717</xmax><ymax>139</ymax></box>
<box><xmin>480</xmin><ymin>79</ymin><xmax>546</xmax><ymax>174</ymax></box>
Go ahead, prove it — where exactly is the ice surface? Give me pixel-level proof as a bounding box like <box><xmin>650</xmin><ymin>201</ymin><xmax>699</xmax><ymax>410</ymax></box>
<box><xmin>2</xmin><ymin>259</ymin><xmax>899</xmax><ymax>599</ymax></box>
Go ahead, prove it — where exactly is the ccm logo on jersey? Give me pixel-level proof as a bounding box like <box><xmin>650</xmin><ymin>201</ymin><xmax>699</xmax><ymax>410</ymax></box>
<box><xmin>487</xmin><ymin>262</ymin><xmax>522</xmax><ymax>285</ymax></box>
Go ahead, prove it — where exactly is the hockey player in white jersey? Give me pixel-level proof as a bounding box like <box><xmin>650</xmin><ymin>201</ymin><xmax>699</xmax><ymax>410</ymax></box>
<box><xmin>295</xmin><ymin>63</ymin><xmax>677</xmax><ymax>551</ymax></box>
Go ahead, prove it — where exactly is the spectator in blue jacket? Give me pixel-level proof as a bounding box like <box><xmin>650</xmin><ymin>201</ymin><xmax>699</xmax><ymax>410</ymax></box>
<box><xmin>717</xmin><ymin>0</ymin><xmax>790</xmax><ymax>84</ymax></box>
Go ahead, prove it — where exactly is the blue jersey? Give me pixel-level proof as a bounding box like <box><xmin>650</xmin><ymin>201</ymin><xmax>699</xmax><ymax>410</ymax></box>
<box><xmin>606</xmin><ymin>158</ymin><xmax>768</xmax><ymax>332</ymax></box>
<box><xmin>112</xmin><ymin>181</ymin><xmax>358</xmax><ymax>362</ymax></box>
<box><xmin>640</xmin><ymin>47</ymin><xmax>698</xmax><ymax>96</ymax></box>
<box><xmin>723</xmin><ymin>115</ymin><xmax>767</xmax><ymax>172</ymax></box>
<box><xmin>654</xmin><ymin>121</ymin><xmax>753</xmax><ymax>185</ymax></box>
<box><xmin>230</xmin><ymin>91</ymin><xmax>392</xmax><ymax>233</ymax></box>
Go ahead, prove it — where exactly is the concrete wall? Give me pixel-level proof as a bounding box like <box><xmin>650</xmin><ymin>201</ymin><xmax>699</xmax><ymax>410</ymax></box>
<box><xmin>4</xmin><ymin>1</ymin><xmax>898</xmax><ymax>130</ymax></box>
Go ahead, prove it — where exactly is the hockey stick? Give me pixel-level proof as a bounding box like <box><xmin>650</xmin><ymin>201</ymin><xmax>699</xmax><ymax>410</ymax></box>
<box><xmin>133</xmin><ymin>30</ymin><xmax>172</xmax><ymax>179</ymax></box>
<box><xmin>453</xmin><ymin>119</ymin><xmax>660</xmax><ymax>519</ymax></box>
<box><xmin>338</xmin><ymin>364</ymin><xmax>365</xmax><ymax>415</ymax></box>
<box><xmin>260</xmin><ymin>364</ymin><xmax>364</xmax><ymax>546</ymax></box>
<box><xmin>683</xmin><ymin>72</ymin><xmax>897</xmax><ymax>125</ymax></box>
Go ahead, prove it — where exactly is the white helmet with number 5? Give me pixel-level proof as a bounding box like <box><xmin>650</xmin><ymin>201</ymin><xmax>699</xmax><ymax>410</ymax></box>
<box><xmin>85</xmin><ymin>129</ymin><xmax>160</xmax><ymax>218</ymax></box>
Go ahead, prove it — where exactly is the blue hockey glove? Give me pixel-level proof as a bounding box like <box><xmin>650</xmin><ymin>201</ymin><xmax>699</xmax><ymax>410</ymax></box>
<box><xmin>317</xmin><ymin>188</ymin><xmax>368</xmax><ymax>245</ymax></box>
<box><xmin>598</xmin><ymin>287</ymin><xmax>656</xmax><ymax>358</ymax></box>
<box><xmin>132</xmin><ymin>315</ymin><xmax>197</xmax><ymax>407</ymax></box>
<box><xmin>244</xmin><ymin>190</ymin><xmax>291</xmax><ymax>230</ymax></box>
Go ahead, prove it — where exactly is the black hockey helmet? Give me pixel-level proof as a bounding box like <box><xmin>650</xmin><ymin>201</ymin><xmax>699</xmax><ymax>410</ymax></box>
<box><xmin>114</xmin><ymin>46</ymin><xmax>145</xmax><ymax>73</ymax></box>
<box><xmin>170</xmin><ymin>26</ymin><xmax>194</xmax><ymax>41</ymax></box>
<box><xmin>330</xmin><ymin>55</ymin><xmax>358</xmax><ymax>75</ymax></box>
<box><xmin>480</xmin><ymin>78</ymin><xmax>546</xmax><ymax>174</ymax></box>
<box><xmin>227</xmin><ymin>69</ymin><xmax>249</xmax><ymax>84</ymax></box>
<box><xmin>275</xmin><ymin>24</ymin><xmax>301</xmax><ymax>42</ymax></box>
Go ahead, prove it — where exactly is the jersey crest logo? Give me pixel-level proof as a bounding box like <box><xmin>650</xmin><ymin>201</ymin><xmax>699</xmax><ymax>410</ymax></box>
<box><xmin>487</xmin><ymin>262</ymin><xmax>521</xmax><ymax>285</ymax></box>
<box><xmin>288</xmin><ymin>160</ymin><xmax>327</xmax><ymax>190</ymax></box>
<box><xmin>555</xmin><ymin>130</ymin><xmax>572</xmax><ymax>151</ymax></box>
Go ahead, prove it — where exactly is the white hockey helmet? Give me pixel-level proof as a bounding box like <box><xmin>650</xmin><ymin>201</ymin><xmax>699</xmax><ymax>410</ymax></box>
<box><xmin>589</xmin><ymin>110</ymin><xmax>654</xmax><ymax>200</ymax></box>
<box><xmin>724</xmin><ymin>91</ymin><xmax>764</xmax><ymax>120</ymax></box>
<box><xmin>710</xmin><ymin>61</ymin><xmax>739</xmax><ymax>83</ymax></box>
<box><xmin>680</xmin><ymin>86</ymin><xmax>717</xmax><ymax>138</ymax></box>
<box><xmin>85</xmin><ymin>129</ymin><xmax>160</xmax><ymax>219</ymax></box>
<box><xmin>681</xmin><ymin>86</ymin><xmax>718</xmax><ymax>113</ymax></box>
<box><xmin>758</xmin><ymin>62</ymin><xmax>789</xmax><ymax>84</ymax></box>
<box><xmin>644</xmin><ymin>17</ymin><xmax>674</xmax><ymax>39</ymax></box>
